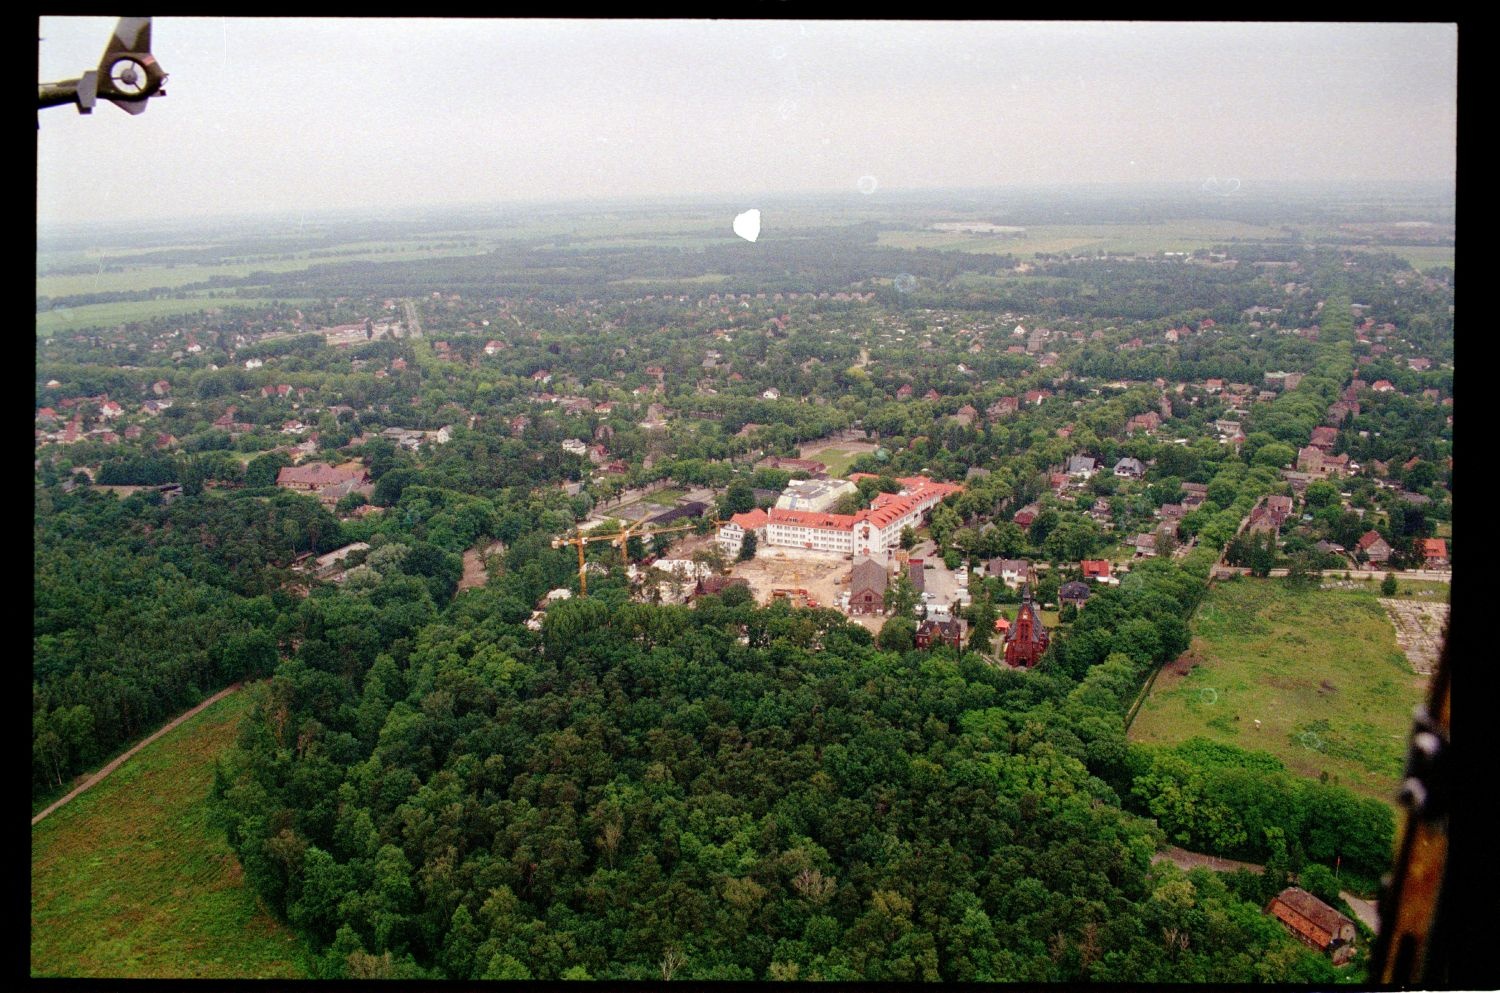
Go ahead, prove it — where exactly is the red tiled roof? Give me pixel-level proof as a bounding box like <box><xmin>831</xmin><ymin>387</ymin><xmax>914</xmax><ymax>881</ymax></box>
<box><xmin>729</xmin><ymin>508</ymin><xmax>768</xmax><ymax>529</ymax></box>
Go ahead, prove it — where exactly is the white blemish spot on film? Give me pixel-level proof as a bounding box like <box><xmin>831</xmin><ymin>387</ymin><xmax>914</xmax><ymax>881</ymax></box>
<box><xmin>733</xmin><ymin>209</ymin><xmax>761</xmax><ymax>243</ymax></box>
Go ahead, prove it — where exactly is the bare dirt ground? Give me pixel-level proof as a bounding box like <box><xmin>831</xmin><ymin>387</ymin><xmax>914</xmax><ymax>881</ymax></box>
<box><xmin>32</xmin><ymin>683</ymin><xmax>243</xmax><ymax>827</ymax></box>
<box><xmin>1161</xmin><ymin>651</ymin><xmax>1204</xmax><ymax>680</ymax></box>
<box><xmin>1378</xmin><ymin>598</ymin><xmax>1449</xmax><ymax>675</ymax></box>
<box><xmin>458</xmin><ymin>541</ymin><xmax>505</xmax><ymax>592</ymax></box>
<box><xmin>799</xmin><ymin>439</ymin><xmax>878</xmax><ymax>461</ymax></box>
<box><xmin>728</xmin><ymin>546</ymin><xmax>853</xmax><ymax>612</ymax></box>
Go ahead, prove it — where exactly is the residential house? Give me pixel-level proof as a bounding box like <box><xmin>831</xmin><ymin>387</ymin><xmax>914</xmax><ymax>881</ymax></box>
<box><xmin>1416</xmin><ymin>538</ymin><xmax>1449</xmax><ymax>569</ymax></box>
<box><xmin>1114</xmin><ymin>457</ymin><xmax>1145</xmax><ymax>479</ymax></box>
<box><xmin>1080</xmin><ymin>559</ymin><xmax>1114</xmax><ymax>583</ymax></box>
<box><xmin>1266</xmin><ymin>494</ymin><xmax>1295</xmax><ymax>525</ymax></box>
<box><xmin>1133</xmin><ymin>533</ymin><xmax>1158</xmax><ymax>557</ymax></box>
<box><xmin>1013</xmin><ymin>503</ymin><xmax>1041</xmax><ymax>528</ymax></box>
<box><xmin>915</xmin><ymin>617</ymin><xmax>965</xmax><ymax>650</ymax></box>
<box><xmin>986</xmin><ymin>558</ymin><xmax>1031</xmax><ymax>589</ymax></box>
<box><xmin>1356</xmin><ymin>530</ymin><xmax>1392</xmax><ymax>566</ymax></box>
<box><xmin>1067</xmin><ymin>455</ymin><xmax>1098</xmax><ymax>479</ymax></box>
<box><xmin>1059</xmin><ymin>581</ymin><xmax>1091</xmax><ymax>610</ymax></box>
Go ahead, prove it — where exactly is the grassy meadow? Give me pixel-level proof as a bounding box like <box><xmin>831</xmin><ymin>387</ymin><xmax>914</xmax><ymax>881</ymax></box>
<box><xmin>877</xmin><ymin>219</ymin><xmax>1295</xmax><ymax>257</ymax></box>
<box><xmin>1128</xmin><ymin>577</ymin><xmax>1425</xmax><ymax>805</ymax></box>
<box><xmin>36</xmin><ymin>243</ymin><xmax>493</xmax><ymax>298</ymax></box>
<box><xmin>31</xmin><ymin>684</ymin><xmax>309</xmax><ymax>979</ymax></box>
<box><xmin>35</xmin><ymin>297</ymin><xmax>317</xmax><ymax>337</ymax></box>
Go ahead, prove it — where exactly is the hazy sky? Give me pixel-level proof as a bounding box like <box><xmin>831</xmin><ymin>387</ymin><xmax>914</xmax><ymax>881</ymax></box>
<box><xmin>37</xmin><ymin>18</ymin><xmax>1456</xmax><ymax>226</ymax></box>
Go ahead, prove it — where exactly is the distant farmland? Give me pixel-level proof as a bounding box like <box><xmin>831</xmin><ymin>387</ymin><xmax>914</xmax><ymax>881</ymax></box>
<box><xmin>31</xmin><ymin>685</ymin><xmax>309</xmax><ymax>979</ymax></box>
<box><xmin>1128</xmin><ymin>578</ymin><xmax>1426</xmax><ymax>806</ymax></box>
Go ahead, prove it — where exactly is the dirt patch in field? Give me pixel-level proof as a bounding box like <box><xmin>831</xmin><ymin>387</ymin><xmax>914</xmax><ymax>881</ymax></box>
<box><xmin>1379</xmin><ymin>598</ymin><xmax>1449</xmax><ymax>675</ymax></box>
<box><xmin>1163</xmin><ymin>652</ymin><xmax>1202</xmax><ymax>679</ymax></box>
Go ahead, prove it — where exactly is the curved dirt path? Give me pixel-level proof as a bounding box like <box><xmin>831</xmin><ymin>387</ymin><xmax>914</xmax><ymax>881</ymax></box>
<box><xmin>31</xmin><ymin>683</ymin><xmax>243</xmax><ymax>827</ymax></box>
<box><xmin>1152</xmin><ymin>845</ymin><xmax>1379</xmax><ymax>931</ymax></box>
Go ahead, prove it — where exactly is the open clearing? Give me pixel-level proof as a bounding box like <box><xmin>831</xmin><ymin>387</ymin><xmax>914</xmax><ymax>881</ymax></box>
<box><xmin>458</xmin><ymin>540</ymin><xmax>506</xmax><ymax>592</ymax></box>
<box><xmin>728</xmin><ymin>547</ymin><xmax>852</xmax><ymax>615</ymax></box>
<box><xmin>1128</xmin><ymin>579</ymin><xmax>1425</xmax><ymax>805</ymax></box>
<box><xmin>36</xmin><ymin>297</ymin><xmax>316</xmax><ymax>336</ymax></box>
<box><xmin>37</xmin><ymin>243</ymin><xmax>493</xmax><ymax>298</ymax></box>
<box><xmin>799</xmin><ymin>439</ymin><xmax>878</xmax><ymax>477</ymax></box>
<box><xmin>31</xmin><ymin>684</ymin><xmax>308</xmax><ymax>979</ymax></box>
<box><xmin>877</xmin><ymin>220</ymin><xmax>1294</xmax><ymax>257</ymax></box>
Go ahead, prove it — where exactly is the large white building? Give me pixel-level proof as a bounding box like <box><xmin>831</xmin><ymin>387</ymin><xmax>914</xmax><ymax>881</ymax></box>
<box><xmin>719</xmin><ymin>475</ymin><xmax>961</xmax><ymax>560</ymax></box>
<box><xmin>775</xmin><ymin>478</ymin><xmax>857</xmax><ymax>514</ymax></box>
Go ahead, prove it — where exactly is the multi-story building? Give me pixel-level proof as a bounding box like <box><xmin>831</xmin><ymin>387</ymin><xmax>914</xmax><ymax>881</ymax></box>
<box><xmin>720</xmin><ymin>475</ymin><xmax>961</xmax><ymax>559</ymax></box>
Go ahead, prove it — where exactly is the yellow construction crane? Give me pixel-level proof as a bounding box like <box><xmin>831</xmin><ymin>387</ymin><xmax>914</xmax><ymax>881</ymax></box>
<box><xmin>551</xmin><ymin>518</ymin><xmax>711</xmax><ymax>595</ymax></box>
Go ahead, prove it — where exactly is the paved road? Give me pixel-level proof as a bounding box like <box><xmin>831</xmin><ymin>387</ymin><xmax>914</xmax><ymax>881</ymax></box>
<box><xmin>31</xmin><ymin>683</ymin><xmax>243</xmax><ymax>827</ymax></box>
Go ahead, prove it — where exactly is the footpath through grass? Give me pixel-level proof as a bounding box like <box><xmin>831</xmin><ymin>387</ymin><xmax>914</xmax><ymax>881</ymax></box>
<box><xmin>31</xmin><ymin>684</ymin><xmax>309</xmax><ymax>979</ymax></box>
<box><xmin>1128</xmin><ymin>577</ymin><xmax>1425</xmax><ymax>806</ymax></box>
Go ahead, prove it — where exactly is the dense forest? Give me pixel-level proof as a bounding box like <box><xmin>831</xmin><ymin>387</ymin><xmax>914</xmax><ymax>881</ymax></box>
<box><xmin>35</xmin><ymin>189</ymin><xmax>1452</xmax><ymax>981</ymax></box>
<box><xmin>207</xmin><ymin>537</ymin><xmax>1388</xmax><ymax>981</ymax></box>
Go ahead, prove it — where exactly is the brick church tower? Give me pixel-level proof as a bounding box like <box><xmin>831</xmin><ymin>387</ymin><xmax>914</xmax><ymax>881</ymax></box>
<box><xmin>1004</xmin><ymin>582</ymin><xmax>1050</xmax><ymax>668</ymax></box>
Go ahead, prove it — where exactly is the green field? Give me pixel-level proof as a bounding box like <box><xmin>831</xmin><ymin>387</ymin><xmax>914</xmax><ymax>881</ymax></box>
<box><xmin>1348</xmin><ymin>243</ymin><xmax>1454</xmax><ymax>272</ymax></box>
<box><xmin>644</xmin><ymin>486</ymin><xmax>689</xmax><ymax>505</ymax></box>
<box><xmin>31</xmin><ymin>685</ymin><xmax>310</xmax><ymax>979</ymax></box>
<box><xmin>805</xmin><ymin>447</ymin><xmax>862</xmax><ymax>477</ymax></box>
<box><xmin>37</xmin><ymin>244</ymin><xmax>493</xmax><ymax>298</ymax></box>
<box><xmin>877</xmin><ymin>220</ymin><xmax>1294</xmax><ymax>257</ymax></box>
<box><xmin>36</xmin><ymin>297</ymin><xmax>317</xmax><ymax>337</ymax></box>
<box><xmin>1128</xmin><ymin>578</ymin><xmax>1425</xmax><ymax>805</ymax></box>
